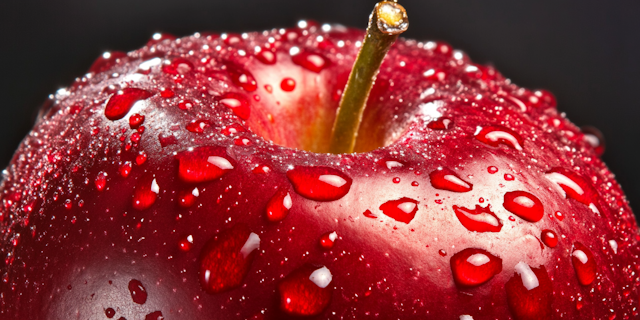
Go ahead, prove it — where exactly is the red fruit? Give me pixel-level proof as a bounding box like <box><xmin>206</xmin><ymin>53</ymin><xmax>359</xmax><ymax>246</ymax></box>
<box><xmin>0</xmin><ymin>20</ymin><xmax>638</xmax><ymax>320</ymax></box>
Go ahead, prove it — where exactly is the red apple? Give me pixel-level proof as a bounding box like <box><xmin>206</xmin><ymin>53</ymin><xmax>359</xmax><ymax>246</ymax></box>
<box><xmin>1</xmin><ymin>16</ymin><xmax>639</xmax><ymax>320</ymax></box>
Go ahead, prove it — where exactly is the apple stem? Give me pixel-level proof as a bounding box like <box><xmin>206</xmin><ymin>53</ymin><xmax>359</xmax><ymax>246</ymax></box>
<box><xmin>329</xmin><ymin>1</ymin><xmax>409</xmax><ymax>154</ymax></box>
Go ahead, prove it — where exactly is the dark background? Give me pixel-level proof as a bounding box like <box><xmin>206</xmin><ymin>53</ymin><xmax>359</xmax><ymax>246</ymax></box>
<box><xmin>0</xmin><ymin>0</ymin><xmax>638</xmax><ymax>215</ymax></box>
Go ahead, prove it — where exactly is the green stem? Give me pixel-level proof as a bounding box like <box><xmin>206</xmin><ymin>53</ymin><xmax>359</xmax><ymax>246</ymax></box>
<box><xmin>329</xmin><ymin>1</ymin><xmax>409</xmax><ymax>154</ymax></box>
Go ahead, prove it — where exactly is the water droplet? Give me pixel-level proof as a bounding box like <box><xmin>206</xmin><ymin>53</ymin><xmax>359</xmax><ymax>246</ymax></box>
<box><xmin>581</xmin><ymin>126</ymin><xmax>605</xmax><ymax>156</ymax></box>
<box><xmin>160</xmin><ymin>88</ymin><xmax>175</xmax><ymax>98</ymax></box>
<box><xmin>132</xmin><ymin>176</ymin><xmax>159</xmax><ymax>210</ymax></box>
<box><xmin>256</xmin><ymin>49</ymin><xmax>277</xmax><ymax>64</ymax></box>
<box><xmin>427</xmin><ymin>117</ymin><xmax>454</xmax><ymax>130</ymax></box>
<box><xmin>178</xmin><ymin>188</ymin><xmax>198</xmax><ymax>208</ymax></box>
<box><xmin>221</xmin><ymin>123</ymin><xmax>246</xmax><ymax>136</ymax></box>
<box><xmin>504</xmin><ymin>174</ymin><xmax>515</xmax><ymax>181</ymax></box>
<box><xmin>541</xmin><ymin>230</ymin><xmax>558</xmax><ymax>248</ymax></box>
<box><xmin>179</xmin><ymin>235</ymin><xmax>194</xmax><ymax>251</ymax></box>
<box><xmin>105</xmin><ymin>307</ymin><xmax>116</xmax><ymax>318</ymax></box>
<box><xmin>219</xmin><ymin>93</ymin><xmax>250</xmax><ymax>120</ymax></box>
<box><xmin>278</xmin><ymin>265</ymin><xmax>333</xmax><ymax>316</ymax></box>
<box><xmin>95</xmin><ymin>172</ymin><xmax>107</xmax><ymax>191</ymax></box>
<box><xmin>292</xmin><ymin>51</ymin><xmax>329</xmax><ymax>73</ymax></box>
<box><xmin>545</xmin><ymin>168</ymin><xmax>601</xmax><ymax>214</ymax></box>
<box><xmin>319</xmin><ymin>231</ymin><xmax>338</xmax><ymax>250</ymax></box>
<box><xmin>363</xmin><ymin>209</ymin><xmax>377</xmax><ymax>219</ymax></box>
<box><xmin>229</xmin><ymin>67</ymin><xmax>258</xmax><ymax>92</ymax></box>
<box><xmin>429</xmin><ymin>168</ymin><xmax>473</xmax><ymax>192</ymax></box>
<box><xmin>148</xmin><ymin>32</ymin><xmax>176</xmax><ymax>45</ymax></box>
<box><xmin>178</xmin><ymin>99</ymin><xmax>194</xmax><ymax>110</ymax></box>
<box><xmin>503</xmin><ymin>191</ymin><xmax>544</xmax><ymax>222</ymax></box>
<box><xmin>252</xmin><ymin>165</ymin><xmax>271</xmax><ymax>174</ymax></box>
<box><xmin>199</xmin><ymin>224</ymin><xmax>259</xmax><ymax>293</ymax></box>
<box><xmin>392</xmin><ymin>177</ymin><xmax>401</xmax><ymax>184</ymax></box>
<box><xmin>286</xmin><ymin>166</ymin><xmax>352</xmax><ymax>201</ymax></box>
<box><xmin>162</xmin><ymin>58</ymin><xmax>193</xmax><ymax>75</ymax></box>
<box><xmin>453</xmin><ymin>205</ymin><xmax>502</xmax><ymax>232</ymax></box>
<box><xmin>128</xmin><ymin>279</ymin><xmax>148</xmax><ymax>304</ymax></box>
<box><xmin>571</xmin><ymin>242</ymin><xmax>597</xmax><ymax>286</ymax></box>
<box><xmin>554</xmin><ymin>211</ymin><xmax>564</xmax><ymax>221</ymax></box>
<box><xmin>379</xmin><ymin>197</ymin><xmax>419</xmax><ymax>224</ymax></box>
<box><xmin>266</xmin><ymin>189</ymin><xmax>292</xmax><ymax>222</ymax></box>
<box><xmin>144</xmin><ymin>311</ymin><xmax>164</xmax><ymax>320</ymax></box>
<box><xmin>120</xmin><ymin>161</ymin><xmax>132</xmax><ymax>177</ymax></box>
<box><xmin>186</xmin><ymin>119</ymin><xmax>210</xmax><ymax>133</ymax></box>
<box><xmin>280</xmin><ymin>78</ymin><xmax>296</xmax><ymax>91</ymax></box>
<box><xmin>505</xmin><ymin>263</ymin><xmax>553</xmax><ymax>320</ymax></box>
<box><xmin>129</xmin><ymin>114</ymin><xmax>145</xmax><ymax>129</ymax></box>
<box><xmin>411</xmin><ymin>181</ymin><xmax>419</xmax><ymax>187</ymax></box>
<box><xmin>105</xmin><ymin>88</ymin><xmax>153</xmax><ymax>121</ymax></box>
<box><xmin>487</xmin><ymin>166</ymin><xmax>498</xmax><ymax>174</ymax></box>
<box><xmin>438</xmin><ymin>249</ymin><xmax>447</xmax><ymax>257</ymax></box>
<box><xmin>90</xmin><ymin>51</ymin><xmax>127</xmax><ymax>73</ymax></box>
<box><xmin>177</xmin><ymin>146</ymin><xmax>235</xmax><ymax>183</ymax></box>
<box><xmin>475</xmin><ymin>125</ymin><xmax>524</xmax><ymax>151</ymax></box>
<box><xmin>450</xmin><ymin>248</ymin><xmax>502</xmax><ymax>287</ymax></box>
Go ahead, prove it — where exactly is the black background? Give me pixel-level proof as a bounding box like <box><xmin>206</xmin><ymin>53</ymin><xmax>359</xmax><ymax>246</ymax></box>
<box><xmin>0</xmin><ymin>0</ymin><xmax>638</xmax><ymax>215</ymax></box>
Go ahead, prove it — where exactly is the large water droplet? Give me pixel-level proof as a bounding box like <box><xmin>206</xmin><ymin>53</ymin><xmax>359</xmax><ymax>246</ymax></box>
<box><xmin>104</xmin><ymin>88</ymin><xmax>153</xmax><ymax>121</ymax></box>
<box><xmin>280</xmin><ymin>78</ymin><xmax>296</xmax><ymax>91</ymax></box>
<box><xmin>475</xmin><ymin>125</ymin><xmax>524</xmax><ymax>151</ymax></box>
<box><xmin>503</xmin><ymin>191</ymin><xmax>544</xmax><ymax>222</ymax></box>
<box><xmin>278</xmin><ymin>265</ymin><xmax>333</xmax><ymax>316</ymax></box>
<box><xmin>286</xmin><ymin>166</ymin><xmax>352</xmax><ymax>201</ymax></box>
<box><xmin>199</xmin><ymin>224</ymin><xmax>260</xmax><ymax>294</ymax></box>
<box><xmin>505</xmin><ymin>263</ymin><xmax>553</xmax><ymax>320</ymax></box>
<box><xmin>541</xmin><ymin>230</ymin><xmax>558</xmax><ymax>248</ymax></box>
<box><xmin>571</xmin><ymin>242</ymin><xmax>597</xmax><ymax>286</ymax></box>
<box><xmin>429</xmin><ymin>168</ymin><xmax>473</xmax><ymax>192</ymax></box>
<box><xmin>128</xmin><ymin>279</ymin><xmax>148</xmax><ymax>304</ymax></box>
<box><xmin>453</xmin><ymin>205</ymin><xmax>502</xmax><ymax>233</ymax></box>
<box><xmin>292</xmin><ymin>51</ymin><xmax>329</xmax><ymax>73</ymax></box>
<box><xmin>145</xmin><ymin>311</ymin><xmax>164</xmax><ymax>320</ymax></box>
<box><xmin>379</xmin><ymin>197</ymin><xmax>419</xmax><ymax>224</ymax></box>
<box><xmin>219</xmin><ymin>93</ymin><xmax>251</xmax><ymax>120</ymax></box>
<box><xmin>229</xmin><ymin>66</ymin><xmax>258</xmax><ymax>92</ymax></box>
<box><xmin>176</xmin><ymin>146</ymin><xmax>235</xmax><ymax>183</ymax></box>
<box><xmin>266</xmin><ymin>189</ymin><xmax>292</xmax><ymax>222</ymax></box>
<box><xmin>450</xmin><ymin>248</ymin><xmax>502</xmax><ymax>287</ymax></box>
<box><xmin>545</xmin><ymin>168</ymin><xmax>601</xmax><ymax>214</ymax></box>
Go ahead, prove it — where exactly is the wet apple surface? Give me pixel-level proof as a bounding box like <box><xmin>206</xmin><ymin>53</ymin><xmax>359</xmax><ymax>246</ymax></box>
<box><xmin>0</xmin><ymin>21</ymin><xmax>638</xmax><ymax>319</ymax></box>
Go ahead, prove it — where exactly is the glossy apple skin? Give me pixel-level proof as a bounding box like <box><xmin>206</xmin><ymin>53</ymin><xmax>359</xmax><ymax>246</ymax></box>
<box><xmin>1</xmin><ymin>23</ymin><xmax>639</xmax><ymax>319</ymax></box>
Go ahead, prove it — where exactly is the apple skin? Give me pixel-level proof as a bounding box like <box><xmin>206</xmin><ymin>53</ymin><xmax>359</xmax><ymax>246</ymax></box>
<box><xmin>1</xmin><ymin>22</ymin><xmax>639</xmax><ymax>319</ymax></box>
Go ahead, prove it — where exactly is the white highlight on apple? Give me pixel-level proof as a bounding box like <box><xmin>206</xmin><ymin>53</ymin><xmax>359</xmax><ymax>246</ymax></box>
<box><xmin>319</xmin><ymin>175</ymin><xmax>347</xmax><ymax>188</ymax></box>
<box><xmin>513</xmin><ymin>196</ymin><xmax>535</xmax><ymax>208</ymax></box>
<box><xmin>328</xmin><ymin>232</ymin><xmax>338</xmax><ymax>242</ymax></box>
<box><xmin>397</xmin><ymin>202</ymin><xmax>416</xmax><ymax>214</ymax></box>
<box><xmin>418</xmin><ymin>100</ymin><xmax>443</xmax><ymax>119</ymax></box>
<box><xmin>457</xmin><ymin>207</ymin><xmax>500</xmax><ymax>227</ymax></box>
<box><xmin>150</xmin><ymin>179</ymin><xmax>160</xmax><ymax>194</ymax></box>
<box><xmin>192</xmin><ymin>187</ymin><xmax>200</xmax><ymax>197</ymax></box>
<box><xmin>385</xmin><ymin>161</ymin><xmax>404</xmax><ymax>169</ymax></box>
<box><xmin>572</xmin><ymin>249</ymin><xmax>588</xmax><ymax>264</ymax></box>
<box><xmin>483</xmin><ymin>130</ymin><xmax>523</xmax><ymax>151</ymax></box>
<box><xmin>545</xmin><ymin>172</ymin><xmax>584</xmax><ymax>198</ymax></box>
<box><xmin>466</xmin><ymin>253</ymin><xmax>490</xmax><ymax>267</ymax></box>
<box><xmin>309</xmin><ymin>266</ymin><xmax>333</xmax><ymax>288</ymax></box>
<box><xmin>514</xmin><ymin>261</ymin><xmax>539</xmax><ymax>290</ymax></box>
<box><xmin>459</xmin><ymin>315</ymin><xmax>474</xmax><ymax>320</ymax></box>
<box><xmin>444</xmin><ymin>174</ymin><xmax>471</xmax><ymax>189</ymax></box>
<box><xmin>609</xmin><ymin>239</ymin><xmax>618</xmax><ymax>254</ymax></box>
<box><xmin>240</xmin><ymin>233</ymin><xmax>260</xmax><ymax>259</ymax></box>
<box><xmin>283</xmin><ymin>193</ymin><xmax>292</xmax><ymax>210</ymax></box>
<box><xmin>207</xmin><ymin>156</ymin><xmax>234</xmax><ymax>170</ymax></box>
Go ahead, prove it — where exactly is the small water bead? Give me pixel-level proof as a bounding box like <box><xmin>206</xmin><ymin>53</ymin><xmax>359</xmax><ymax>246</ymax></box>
<box><xmin>475</xmin><ymin>125</ymin><xmax>524</xmax><ymax>151</ymax></box>
<box><xmin>427</xmin><ymin>117</ymin><xmax>454</xmax><ymax>130</ymax></box>
<box><xmin>129</xmin><ymin>114</ymin><xmax>145</xmax><ymax>129</ymax></box>
<box><xmin>411</xmin><ymin>181</ymin><xmax>419</xmax><ymax>187</ymax></box>
<box><xmin>120</xmin><ymin>161</ymin><xmax>132</xmax><ymax>177</ymax></box>
<box><xmin>234</xmin><ymin>137</ymin><xmax>251</xmax><ymax>146</ymax></box>
<box><xmin>176</xmin><ymin>146</ymin><xmax>235</xmax><ymax>183</ymax></box>
<box><xmin>89</xmin><ymin>51</ymin><xmax>127</xmax><ymax>74</ymax></box>
<box><xmin>178</xmin><ymin>99</ymin><xmax>194</xmax><ymax>110</ymax></box>
<box><xmin>487</xmin><ymin>166</ymin><xmax>498</xmax><ymax>174</ymax></box>
<box><xmin>286</xmin><ymin>166</ymin><xmax>352</xmax><ymax>201</ymax></box>
<box><xmin>105</xmin><ymin>307</ymin><xmax>116</xmax><ymax>318</ymax></box>
<box><xmin>392</xmin><ymin>177</ymin><xmax>400</xmax><ymax>184</ymax></box>
<box><xmin>128</xmin><ymin>279</ymin><xmax>148</xmax><ymax>304</ymax></box>
<box><xmin>178</xmin><ymin>188</ymin><xmax>198</xmax><ymax>208</ymax></box>
<box><xmin>453</xmin><ymin>205</ymin><xmax>502</xmax><ymax>233</ymax></box>
<box><xmin>429</xmin><ymin>168</ymin><xmax>473</xmax><ymax>192</ymax></box>
<box><xmin>505</xmin><ymin>263</ymin><xmax>553</xmax><ymax>320</ymax></box>
<box><xmin>363</xmin><ymin>209</ymin><xmax>377</xmax><ymax>219</ymax></box>
<box><xmin>95</xmin><ymin>172</ymin><xmax>107</xmax><ymax>191</ymax></box>
<box><xmin>280</xmin><ymin>78</ymin><xmax>296</xmax><ymax>91</ymax></box>
<box><xmin>554</xmin><ymin>211</ymin><xmax>564</xmax><ymax>221</ymax></box>
<box><xmin>541</xmin><ymin>230</ymin><xmax>558</xmax><ymax>248</ymax></box>
<box><xmin>104</xmin><ymin>88</ymin><xmax>153</xmax><ymax>121</ymax></box>
<box><xmin>278</xmin><ymin>265</ymin><xmax>333</xmax><ymax>316</ymax></box>
<box><xmin>256</xmin><ymin>49</ymin><xmax>277</xmax><ymax>64</ymax></box>
<box><xmin>503</xmin><ymin>191</ymin><xmax>544</xmax><ymax>222</ymax></box>
<box><xmin>162</xmin><ymin>58</ymin><xmax>193</xmax><ymax>75</ymax></box>
<box><xmin>319</xmin><ymin>231</ymin><xmax>338</xmax><ymax>250</ymax></box>
<box><xmin>219</xmin><ymin>92</ymin><xmax>251</xmax><ymax>120</ymax></box>
<box><xmin>581</xmin><ymin>126</ymin><xmax>605</xmax><ymax>156</ymax></box>
<box><xmin>265</xmin><ymin>189</ymin><xmax>292</xmax><ymax>222</ymax></box>
<box><xmin>571</xmin><ymin>242</ymin><xmax>597</xmax><ymax>286</ymax></box>
<box><xmin>438</xmin><ymin>249</ymin><xmax>447</xmax><ymax>257</ymax></box>
<box><xmin>252</xmin><ymin>165</ymin><xmax>271</xmax><ymax>174</ymax></box>
<box><xmin>199</xmin><ymin>224</ymin><xmax>260</xmax><ymax>293</ymax></box>
<box><xmin>504</xmin><ymin>174</ymin><xmax>515</xmax><ymax>181</ymax></box>
<box><xmin>145</xmin><ymin>311</ymin><xmax>163</xmax><ymax>320</ymax></box>
<box><xmin>147</xmin><ymin>32</ymin><xmax>176</xmax><ymax>45</ymax></box>
<box><xmin>229</xmin><ymin>67</ymin><xmax>258</xmax><ymax>92</ymax></box>
<box><xmin>132</xmin><ymin>177</ymin><xmax>159</xmax><ymax>210</ymax></box>
<box><xmin>450</xmin><ymin>248</ymin><xmax>502</xmax><ymax>287</ymax></box>
<box><xmin>160</xmin><ymin>88</ymin><xmax>175</xmax><ymax>98</ymax></box>
<box><xmin>179</xmin><ymin>235</ymin><xmax>194</xmax><ymax>251</ymax></box>
<box><xmin>291</xmin><ymin>51</ymin><xmax>329</xmax><ymax>73</ymax></box>
<box><xmin>186</xmin><ymin>119</ymin><xmax>210</xmax><ymax>133</ymax></box>
<box><xmin>379</xmin><ymin>197</ymin><xmax>419</xmax><ymax>224</ymax></box>
<box><xmin>221</xmin><ymin>123</ymin><xmax>246</xmax><ymax>136</ymax></box>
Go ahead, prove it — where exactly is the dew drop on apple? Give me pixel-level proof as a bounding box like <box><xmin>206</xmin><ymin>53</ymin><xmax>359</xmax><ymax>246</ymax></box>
<box><xmin>95</xmin><ymin>172</ymin><xmax>107</xmax><ymax>191</ymax></box>
<box><xmin>505</xmin><ymin>263</ymin><xmax>553</xmax><ymax>320</ymax></box>
<box><xmin>89</xmin><ymin>51</ymin><xmax>127</xmax><ymax>74</ymax></box>
<box><xmin>427</xmin><ymin>117</ymin><xmax>453</xmax><ymax>130</ymax></box>
<box><xmin>219</xmin><ymin>92</ymin><xmax>251</xmax><ymax>120</ymax></box>
<box><xmin>186</xmin><ymin>119</ymin><xmax>209</xmax><ymax>133</ymax></box>
<box><xmin>571</xmin><ymin>242</ymin><xmax>597</xmax><ymax>286</ymax></box>
<box><xmin>145</xmin><ymin>311</ymin><xmax>163</xmax><ymax>320</ymax></box>
<box><xmin>545</xmin><ymin>167</ymin><xmax>601</xmax><ymax>214</ymax></box>
<box><xmin>291</xmin><ymin>51</ymin><xmax>329</xmax><ymax>73</ymax></box>
<box><xmin>199</xmin><ymin>224</ymin><xmax>259</xmax><ymax>293</ymax></box>
<box><xmin>136</xmin><ymin>152</ymin><xmax>148</xmax><ymax>166</ymax></box>
<box><xmin>129</xmin><ymin>114</ymin><xmax>145</xmax><ymax>129</ymax></box>
<box><xmin>453</xmin><ymin>205</ymin><xmax>503</xmax><ymax>233</ymax></box>
<box><xmin>162</xmin><ymin>58</ymin><xmax>193</xmax><ymax>75</ymax></box>
<box><xmin>286</xmin><ymin>166</ymin><xmax>352</xmax><ymax>201</ymax></box>
<box><xmin>363</xmin><ymin>209</ymin><xmax>377</xmax><ymax>219</ymax></box>
<box><xmin>450</xmin><ymin>248</ymin><xmax>502</xmax><ymax>287</ymax></box>
<box><xmin>132</xmin><ymin>177</ymin><xmax>159</xmax><ymax>210</ymax></box>
<box><xmin>487</xmin><ymin>166</ymin><xmax>498</xmax><ymax>174</ymax></box>
<box><xmin>105</xmin><ymin>307</ymin><xmax>116</xmax><ymax>318</ymax></box>
<box><xmin>256</xmin><ymin>49</ymin><xmax>276</xmax><ymax>64</ymax></box>
<box><xmin>581</xmin><ymin>126</ymin><xmax>605</xmax><ymax>156</ymax></box>
<box><xmin>178</xmin><ymin>99</ymin><xmax>194</xmax><ymax>110</ymax></box>
<box><xmin>178</xmin><ymin>188</ymin><xmax>198</xmax><ymax>208</ymax></box>
<box><xmin>475</xmin><ymin>125</ymin><xmax>524</xmax><ymax>151</ymax></box>
<box><xmin>104</xmin><ymin>88</ymin><xmax>153</xmax><ymax>121</ymax></box>
<box><xmin>229</xmin><ymin>67</ymin><xmax>258</xmax><ymax>92</ymax></box>
<box><xmin>120</xmin><ymin>161</ymin><xmax>132</xmax><ymax>178</ymax></box>
<box><xmin>504</xmin><ymin>174</ymin><xmax>515</xmax><ymax>181</ymax></box>
<box><xmin>278</xmin><ymin>265</ymin><xmax>333</xmax><ymax>316</ymax></box>
<box><xmin>540</xmin><ymin>230</ymin><xmax>558</xmax><ymax>248</ymax></box>
<box><xmin>221</xmin><ymin>123</ymin><xmax>246</xmax><ymax>136</ymax></box>
<box><xmin>265</xmin><ymin>189</ymin><xmax>292</xmax><ymax>222</ymax></box>
<box><xmin>429</xmin><ymin>168</ymin><xmax>472</xmax><ymax>193</ymax></box>
<box><xmin>179</xmin><ymin>234</ymin><xmax>194</xmax><ymax>251</ymax></box>
<box><xmin>128</xmin><ymin>279</ymin><xmax>148</xmax><ymax>304</ymax></box>
<box><xmin>319</xmin><ymin>231</ymin><xmax>337</xmax><ymax>250</ymax></box>
<box><xmin>280</xmin><ymin>78</ymin><xmax>296</xmax><ymax>91</ymax></box>
<box><xmin>379</xmin><ymin>197</ymin><xmax>419</xmax><ymax>224</ymax></box>
<box><xmin>503</xmin><ymin>191</ymin><xmax>544</xmax><ymax>222</ymax></box>
<box><xmin>176</xmin><ymin>146</ymin><xmax>235</xmax><ymax>183</ymax></box>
